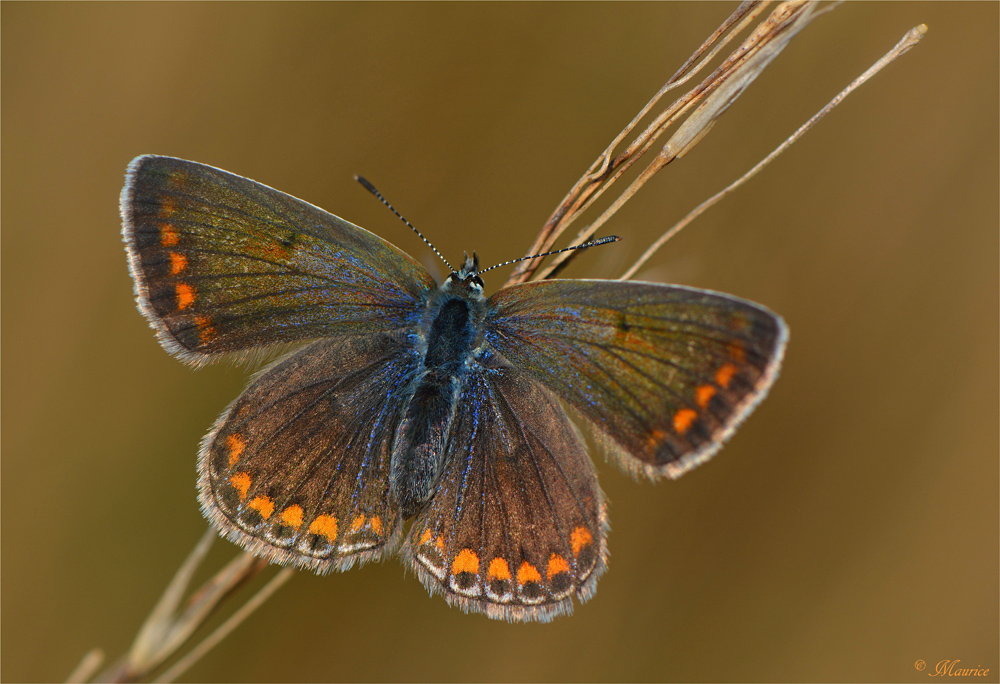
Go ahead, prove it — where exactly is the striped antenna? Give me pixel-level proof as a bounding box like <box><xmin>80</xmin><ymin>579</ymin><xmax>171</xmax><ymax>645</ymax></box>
<box><xmin>354</xmin><ymin>175</ymin><xmax>453</xmax><ymax>272</ymax></box>
<box><xmin>478</xmin><ymin>236</ymin><xmax>620</xmax><ymax>275</ymax></box>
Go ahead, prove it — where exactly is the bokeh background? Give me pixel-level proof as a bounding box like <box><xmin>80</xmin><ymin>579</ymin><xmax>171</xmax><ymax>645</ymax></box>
<box><xmin>3</xmin><ymin>3</ymin><xmax>997</xmax><ymax>682</ymax></box>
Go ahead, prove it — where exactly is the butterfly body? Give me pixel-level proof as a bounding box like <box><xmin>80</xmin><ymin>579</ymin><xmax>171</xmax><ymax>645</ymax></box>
<box><xmin>391</xmin><ymin>255</ymin><xmax>487</xmax><ymax>518</ymax></box>
<box><xmin>121</xmin><ymin>155</ymin><xmax>787</xmax><ymax>621</ymax></box>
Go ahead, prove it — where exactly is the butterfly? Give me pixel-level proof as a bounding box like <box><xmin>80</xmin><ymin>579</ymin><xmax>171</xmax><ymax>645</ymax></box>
<box><xmin>120</xmin><ymin>155</ymin><xmax>787</xmax><ymax>622</ymax></box>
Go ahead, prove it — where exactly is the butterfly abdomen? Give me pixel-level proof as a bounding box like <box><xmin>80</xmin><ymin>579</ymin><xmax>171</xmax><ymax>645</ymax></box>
<box><xmin>391</xmin><ymin>291</ymin><xmax>484</xmax><ymax>518</ymax></box>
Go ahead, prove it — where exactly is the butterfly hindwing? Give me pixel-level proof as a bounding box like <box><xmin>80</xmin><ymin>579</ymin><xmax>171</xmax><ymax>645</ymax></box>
<box><xmin>486</xmin><ymin>279</ymin><xmax>788</xmax><ymax>479</ymax></box>
<box><xmin>199</xmin><ymin>333</ymin><xmax>420</xmax><ymax>571</ymax></box>
<box><xmin>401</xmin><ymin>359</ymin><xmax>607</xmax><ymax>622</ymax></box>
<box><xmin>121</xmin><ymin>155</ymin><xmax>435</xmax><ymax>364</ymax></box>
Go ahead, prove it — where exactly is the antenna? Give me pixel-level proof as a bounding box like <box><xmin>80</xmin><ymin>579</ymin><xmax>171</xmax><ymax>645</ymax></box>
<box><xmin>354</xmin><ymin>175</ymin><xmax>453</xmax><ymax>272</ymax></box>
<box><xmin>478</xmin><ymin>236</ymin><xmax>620</xmax><ymax>274</ymax></box>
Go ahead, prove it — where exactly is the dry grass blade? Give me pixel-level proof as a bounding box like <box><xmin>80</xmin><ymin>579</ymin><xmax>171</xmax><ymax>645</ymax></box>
<box><xmin>506</xmin><ymin>1</ymin><xmax>773</xmax><ymax>287</ymax></box>
<box><xmin>66</xmin><ymin>649</ymin><xmax>105</xmax><ymax>684</ymax></box>
<box><xmin>527</xmin><ymin>0</ymin><xmax>824</xmax><ymax>282</ymax></box>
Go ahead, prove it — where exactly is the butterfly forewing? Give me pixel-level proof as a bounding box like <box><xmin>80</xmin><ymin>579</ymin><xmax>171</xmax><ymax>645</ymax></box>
<box><xmin>486</xmin><ymin>280</ymin><xmax>787</xmax><ymax>479</ymax></box>
<box><xmin>401</xmin><ymin>361</ymin><xmax>608</xmax><ymax>622</ymax></box>
<box><xmin>121</xmin><ymin>156</ymin><xmax>436</xmax><ymax>363</ymax></box>
<box><xmin>200</xmin><ymin>334</ymin><xmax>420</xmax><ymax>571</ymax></box>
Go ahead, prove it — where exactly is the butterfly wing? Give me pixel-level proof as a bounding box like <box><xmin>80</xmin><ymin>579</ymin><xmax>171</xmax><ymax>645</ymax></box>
<box><xmin>199</xmin><ymin>333</ymin><xmax>420</xmax><ymax>571</ymax></box>
<box><xmin>485</xmin><ymin>279</ymin><xmax>787</xmax><ymax>479</ymax></box>
<box><xmin>401</xmin><ymin>359</ymin><xmax>607</xmax><ymax>622</ymax></box>
<box><xmin>121</xmin><ymin>155</ymin><xmax>435</xmax><ymax>364</ymax></box>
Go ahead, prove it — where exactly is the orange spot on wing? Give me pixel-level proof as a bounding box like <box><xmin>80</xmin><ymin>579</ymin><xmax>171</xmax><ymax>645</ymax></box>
<box><xmin>487</xmin><ymin>557</ymin><xmax>511</xmax><ymax>581</ymax></box>
<box><xmin>350</xmin><ymin>514</ymin><xmax>365</xmax><ymax>532</ymax></box>
<box><xmin>248</xmin><ymin>496</ymin><xmax>274</xmax><ymax>520</ymax></box>
<box><xmin>435</xmin><ymin>536</ymin><xmax>446</xmax><ymax>553</ymax></box>
<box><xmin>175</xmin><ymin>283</ymin><xmax>195</xmax><ymax>310</ymax></box>
<box><xmin>308</xmin><ymin>514</ymin><xmax>338</xmax><ymax>540</ymax></box>
<box><xmin>369</xmin><ymin>516</ymin><xmax>382</xmax><ymax>535</ymax></box>
<box><xmin>452</xmin><ymin>549</ymin><xmax>479</xmax><ymax>575</ymax></box>
<box><xmin>226</xmin><ymin>434</ymin><xmax>245</xmax><ymax>466</ymax></box>
<box><xmin>673</xmin><ymin>408</ymin><xmax>698</xmax><ymax>435</ymax></box>
<box><xmin>195</xmin><ymin>315</ymin><xmax>216</xmax><ymax>345</ymax></box>
<box><xmin>168</xmin><ymin>251</ymin><xmax>187</xmax><ymax>275</ymax></box>
<box><xmin>715</xmin><ymin>363</ymin><xmax>737</xmax><ymax>388</ymax></box>
<box><xmin>547</xmin><ymin>554</ymin><xmax>570</xmax><ymax>579</ymax></box>
<box><xmin>230</xmin><ymin>472</ymin><xmax>251</xmax><ymax>500</ymax></box>
<box><xmin>571</xmin><ymin>527</ymin><xmax>593</xmax><ymax>556</ymax></box>
<box><xmin>695</xmin><ymin>384</ymin><xmax>717</xmax><ymax>408</ymax></box>
<box><xmin>158</xmin><ymin>197</ymin><xmax>175</xmax><ymax>218</ymax></box>
<box><xmin>280</xmin><ymin>504</ymin><xmax>303</xmax><ymax>529</ymax></box>
<box><xmin>516</xmin><ymin>561</ymin><xmax>542</xmax><ymax>585</ymax></box>
<box><xmin>418</xmin><ymin>529</ymin><xmax>433</xmax><ymax>545</ymax></box>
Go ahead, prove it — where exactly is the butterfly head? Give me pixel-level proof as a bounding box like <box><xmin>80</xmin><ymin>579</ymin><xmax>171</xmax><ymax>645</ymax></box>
<box><xmin>444</xmin><ymin>252</ymin><xmax>485</xmax><ymax>297</ymax></box>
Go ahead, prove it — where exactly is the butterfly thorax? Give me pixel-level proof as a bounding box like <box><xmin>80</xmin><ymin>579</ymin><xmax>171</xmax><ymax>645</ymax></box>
<box><xmin>390</xmin><ymin>254</ymin><xmax>488</xmax><ymax>518</ymax></box>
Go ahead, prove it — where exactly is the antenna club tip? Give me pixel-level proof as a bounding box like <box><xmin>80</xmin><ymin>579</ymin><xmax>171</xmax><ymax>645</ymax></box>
<box><xmin>355</xmin><ymin>175</ymin><xmax>378</xmax><ymax>194</ymax></box>
<box><xmin>587</xmin><ymin>235</ymin><xmax>621</xmax><ymax>246</ymax></box>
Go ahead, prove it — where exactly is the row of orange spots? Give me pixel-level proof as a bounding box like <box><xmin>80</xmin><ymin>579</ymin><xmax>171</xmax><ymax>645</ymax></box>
<box><xmin>309</xmin><ymin>514</ymin><xmax>338</xmax><ymax>541</ymax></box>
<box><xmin>671</xmin><ymin>356</ymin><xmax>743</xmax><ymax>437</ymax></box>
<box><xmin>168</xmin><ymin>252</ymin><xmax>188</xmax><ymax>275</ymax></box>
<box><xmin>350</xmin><ymin>514</ymin><xmax>366</xmax><ymax>532</ymax></box>
<box><xmin>227</xmin><ymin>465</ymin><xmax>336</xmax><ymax>536</ymax></box>
<box><xmin>225</xmin><ymin>459</ymin><xmax>339</xmax><ymax>539</ymax></box>
<box><xmin>571</xmin><ymin>526</ymin><xmax>593</xmax><ymax>557</ymax></box>
<box><xmin>248</xmin><ymin>495</ymin><xmax>274</xmax><ymax>520</ymax></box>
<box><xmin>452</xmin><ymin>549</ymin><xmax>479</xmax><ymax>575</ymax></box>
<box><xmin>442</xmin><ymin>547</ymin><xmax>574</xmax><ymax>588</ymax></box>
<box><xmin>162</xmin><ymin>214</ymin><xmax>194</xmax><ymax>313</ymax></box>
<box><xmin>175</xmin><ymin>283</ymin><xmax>196</xmax><ymax>310</ymax></box>
<box><xmin>449</xmin><ymin>550</ymin><xmax>570</xmax><ymax>581</ymax></box>
<box><xmin>226</xmin><ymin>434</ymin><xmax>245</xmax><ymax>466</ymax></box>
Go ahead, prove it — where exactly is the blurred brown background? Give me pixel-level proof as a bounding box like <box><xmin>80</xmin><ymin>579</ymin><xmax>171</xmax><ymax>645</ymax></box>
<box><xmin>2</xmin><ymin>3</ymin><xmax>997</xmax><ymax>682</ymax></box>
